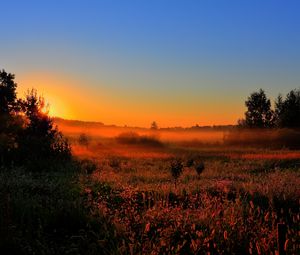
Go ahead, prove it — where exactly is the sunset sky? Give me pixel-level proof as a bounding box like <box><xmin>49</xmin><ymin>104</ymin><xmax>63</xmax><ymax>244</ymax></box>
<box><xmin>1</xmin><ymin>0</ymin><xmax>300</xmax><ymax>127</ymax></box>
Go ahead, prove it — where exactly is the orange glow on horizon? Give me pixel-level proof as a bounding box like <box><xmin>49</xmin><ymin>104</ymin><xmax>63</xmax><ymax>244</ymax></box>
<box><xmin>16</xmin><ymin>72</ymin><xmax>85</xmax><ymax>120</ymax></box>
<box><xmin>15</xmin><ymin>72</ymin><xmax>244</xmax><ymax>128</ymax></box>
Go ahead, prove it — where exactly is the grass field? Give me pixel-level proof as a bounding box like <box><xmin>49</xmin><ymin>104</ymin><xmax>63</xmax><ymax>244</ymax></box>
<box><xmin>1</xmin><ymin>125</ymin><xmax>299</xmax><ymax>254</ymax></box>
<box><xmin>69</xmin><ymin>131</ymin><xmax>300</xmax><ymax>255</ymax></box>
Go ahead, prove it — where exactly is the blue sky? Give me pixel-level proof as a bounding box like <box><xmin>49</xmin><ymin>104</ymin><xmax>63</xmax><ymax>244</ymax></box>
<box><xmin>1</xmin><ymin>0</ymin><xmax>300</xmax><ymax>126</ymax></box>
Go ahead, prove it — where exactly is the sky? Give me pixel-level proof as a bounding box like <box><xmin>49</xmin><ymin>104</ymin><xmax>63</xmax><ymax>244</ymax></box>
<box><xmin>1</xmin><ymin>0</ymin><xmax>300</xmax><ymax>127</ymax></box>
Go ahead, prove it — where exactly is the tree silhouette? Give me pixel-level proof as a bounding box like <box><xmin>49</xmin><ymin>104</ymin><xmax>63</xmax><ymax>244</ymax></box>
<box><xmin>275</xmin><ymin>89</ymin><xmax>300</xmax><ymax>128</ymax></box>
<box><xmin>0</xmin><ymin>70</ymin><xmax>18</xmax><ymax>115</ymax></box>
<box><xmin>150</xmin><ymin>121</ymin><xmax>158</xmax><ymax>130</ymax></box>
<box><xmin>0</xmin><ymin>70</ymin><xmax>71</xmax><ymax>169</ymax></box>
<box><xmin>0</xmin><ymin>70</ymin><xmax>21</xmax><ymax>165</ymax></box>
<box><xmin>244</xmin><ymin>89</ymin><xmax>274</xmax><ymax>128</ymax></box>
<box><xmin>18</xmin><ymin>89</ymin><xmax>71</xmax><ymax>169</ymax></box>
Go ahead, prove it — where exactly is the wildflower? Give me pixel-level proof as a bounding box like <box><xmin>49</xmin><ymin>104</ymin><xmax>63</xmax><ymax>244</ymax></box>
<box><xmin>145</xmin><ymin>222</ymin><xmax>151</xmax><ymax>233</ymax></box>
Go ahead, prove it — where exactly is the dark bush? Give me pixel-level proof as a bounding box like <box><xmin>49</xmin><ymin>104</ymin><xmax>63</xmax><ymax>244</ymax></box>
<box><xmin>78</xmin><ymin>133</ymin><xmax>90</xmax><ymax>147</ymax></box>
<box><xmin>80</xmin><ymin>159</ymin><xmax>98</xmax><ymax>174</ymax></box>
<box><xmin>170</xmin><ymin>158</ymin><xmax>183</xmax><ymax>188</ymax></box>
<box><xmin>195</xmin><ymin>162</ymin><xmax>205</xmax><ymax>175</ymax></box>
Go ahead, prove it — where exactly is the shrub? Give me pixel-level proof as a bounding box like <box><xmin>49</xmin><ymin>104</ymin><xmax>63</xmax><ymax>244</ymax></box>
<box><xmin>78</xmin><ymin>133</ymin><xmax>90</xmax><ymax>147</ymax></box>
<box><xmin>80</xmin><ymin>159</ymin><xmax>98</xmax><ymax>174</ymax></box>
<box><xmin>170</xmin><ymin>158</ymin><xmax>183</xmax><ymax>188</ymax></box>
<box><xmin>108</xmin><ymin>156</ymin><xmax>122</xmax><ymax>170</ymax></box>
<box><xmin>186</xmin><ymin>158</ymin><xmax>195</xmax><ymax>167</ymax></box>
<box><xmin>195</xmin><ymin>162</ymin><xmax>205</xmax><ymax>175</ymax></box>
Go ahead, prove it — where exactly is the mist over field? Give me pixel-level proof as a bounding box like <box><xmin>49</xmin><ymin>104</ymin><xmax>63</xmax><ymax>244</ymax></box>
<box><xmin>55</xmin><ymin>118</ymin><xmax>224</xmax><ymax>143</ymax></box>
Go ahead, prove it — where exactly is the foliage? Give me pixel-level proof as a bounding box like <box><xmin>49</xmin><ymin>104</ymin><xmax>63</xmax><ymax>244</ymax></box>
<box><xmin>80</xmin><ymin>159</ymin><xmax>98</xmax><ymax>174</ymax></box>
<box><xmin>74</xmin><ymin>143</ymin><xmax>300</xmax><ymax>254</ymax></box>
<box><xmin>85</xmin><ymin>149</ymin><xmax>300</xmax><ymax>254</ymax></box>
<box><xmin>0</xmin><ymin>70</ymin><xmax>21</xmax><ymax>165</ymax></box>
<box><xmin>240</xmin><ymin>88</ymin><xmax>300</xmax><ymax>130</ymax></box>
<box><xmin>0</xmin><ymin>71</ymin><xmax>71</xmax><ymax>170</ymax></box>
<box><xmin>170</xmin><ymin>158</ymin><xmax>184</xmax><ymax>187</ymax></box>
<box><xmin>275</xmin><ymin>88</ymin><xmax>300</xmax><ymax>128</ymax></box>
<box><xmin>195</xmin><ymin>162</ymin><xmax>205</xmax><ymax>175</ymax></box>
<box><xmin>0</xmin><ymin>165</ymin><xmax>123</xmax><ymax>255</ymax></box>
<box><xmin>78</xmin><ymin>133</ymin><xmax>90</xmax><ymax>147</ymax></box>
<box><xmin>244</xmin><ymin>89</ymin><xmax>274</xmax><ymax>128</ymax></box>
<box><xmin>231</xmin><ymin>88</ymin><xmax>300</xmax><ymax>148</ymax></box>
<box><xmin>116</xmin><ymin>132</ymin><xmax>163</xmax><ymax>147</ymax></box>
<box><xmin>108</xmin><ymin>156</ymin><xmax>122</xmax><ymax>170</ymax></box>
<box><xmin>0</xmin><ymin>70</ymin><xmax>18</xmax><ymax>115</ymax></box>
<box><xmin>150</xmin><ymin>121</ymin><xmax>158</xmax><ymax>130</ymax></box>
<box><xmin>186</xmin><ymin>158</ymin><xmax>195</xmax><ymax>168</ymax></box>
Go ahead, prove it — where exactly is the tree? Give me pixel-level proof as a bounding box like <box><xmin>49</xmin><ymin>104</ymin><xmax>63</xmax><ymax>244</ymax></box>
<box><xmin>0</xmin><ymin>70</ymin><xmax>71</xmax><ymax>170</ymax></box>
<box><xmin>244</xmin><ymin>89</ymin><xmax>274</xmax><ymax>128</ymax></box>
<box><xmin>18</xmin><ymin>89</ymin><xmax>71</xmax><ymax>169</ymax></box>
<box><xmin>275</xmin><ymin>89</ymin><xmax>300</xmax><ymax>128</ymax></box>
<box><xmin>0</xmin><ymin>70</ymin><xmax>18</xmax><ymax>115</ymax></box>
<box><xmin>0</xmin><ymin>70</ymin><xmax>21</xmax><ymax>165</ymax></box>
<box><xmin>150</xmin><ymin>121</ymin><xmax>158</xmax><ymax>130</ymax></box>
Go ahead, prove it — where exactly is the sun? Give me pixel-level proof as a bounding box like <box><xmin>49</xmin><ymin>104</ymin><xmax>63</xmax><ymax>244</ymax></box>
<box><xmin>43</xmin><ymin>95</ymin><xmax>73</xmax><ymax>119</ymax></box>
<box><xmin>17</xmin><ymin>72</ymin><xmax>76</xmax><ymax>120</ymax></box>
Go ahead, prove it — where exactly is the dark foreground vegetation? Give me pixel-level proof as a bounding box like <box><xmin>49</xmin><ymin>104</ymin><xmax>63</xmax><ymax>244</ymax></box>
<box><xmin>0</xmin><ymin>164</ymin><xmax>123</xmax><ymax>255</ymax></box>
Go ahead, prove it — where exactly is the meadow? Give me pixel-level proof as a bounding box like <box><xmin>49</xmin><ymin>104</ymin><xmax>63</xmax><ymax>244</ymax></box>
<box><xmin>64</xmin><ymin>125</ymin><xmax>300</xmax><ymax>255</ymax></box>
<box><xmin>2</xmin><ymin>121</ymin><xmax>299</xmax><ymax>254</ymax></box>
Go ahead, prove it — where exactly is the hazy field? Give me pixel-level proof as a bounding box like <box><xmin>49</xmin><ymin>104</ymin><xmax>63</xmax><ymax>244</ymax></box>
<box><xmin>55</xmin><ymin>119</ymin><xmax>225</xmax><ymax>144</ymax></box>
<box><xmin>61</xmin><ymin>125</ymin><xmax>300</xmax><ymax>255</ymax></box>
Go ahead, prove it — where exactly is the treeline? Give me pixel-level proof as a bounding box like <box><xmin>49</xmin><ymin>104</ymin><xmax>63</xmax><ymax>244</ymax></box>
<box><xmin>159</xmin><ymin>125</ymin><xmax>235</xmax><ymax>132</ymax></box>
<box><xmin>225</xmin><ymin>88</ymin><xmax>300</xmax><ymax>148</ymax></box>
<box><xmin>239</xmin><ymin>88</ymin><xmax>300</xmax><ymax>129</ymax></box>
<box><xmin>0</xmin><ymin>70</ymin><xmax>71</xmax><ymax>170</ymax></box>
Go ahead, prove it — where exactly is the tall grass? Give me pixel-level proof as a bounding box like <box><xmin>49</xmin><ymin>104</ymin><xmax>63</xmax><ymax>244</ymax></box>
<box><xmin>87</xmin><ymin>146</ymin><xmax>300</xmax><ymax>254</ymax></box>
<box><xmin>0</xmin><ymin>161</ymin><xmax>124</xmax><ymax>255</ymax></box>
